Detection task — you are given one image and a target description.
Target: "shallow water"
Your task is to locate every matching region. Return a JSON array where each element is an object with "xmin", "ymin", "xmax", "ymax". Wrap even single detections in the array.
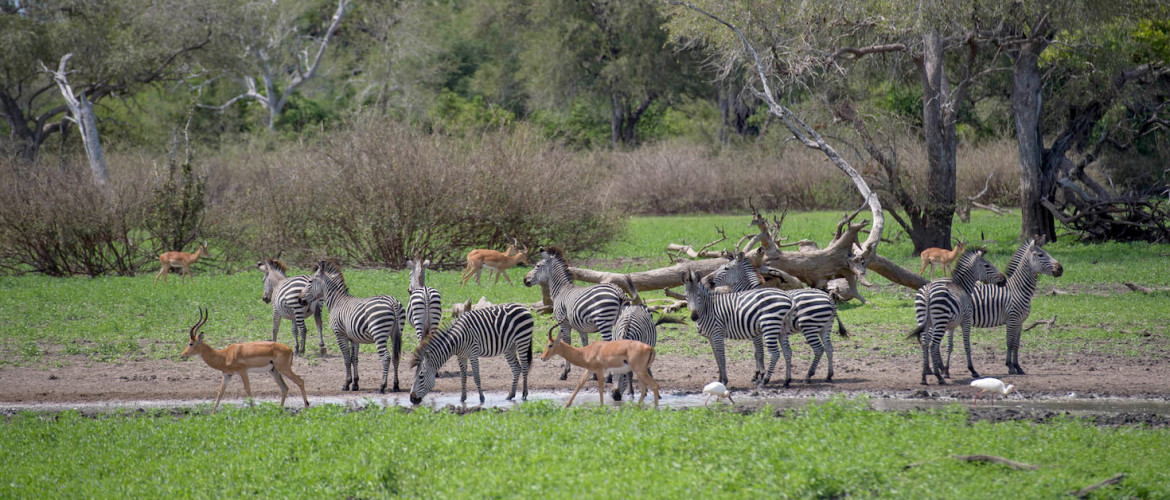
[{"xmin": 4, "ymin": 390, "xmax": 1170, "ymax": 416}]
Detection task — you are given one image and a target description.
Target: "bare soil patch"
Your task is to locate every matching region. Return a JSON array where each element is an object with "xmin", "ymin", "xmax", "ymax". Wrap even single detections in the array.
[{"xmin": 2, "ymin": 340, "xmax": 1167, "ymax": 406}]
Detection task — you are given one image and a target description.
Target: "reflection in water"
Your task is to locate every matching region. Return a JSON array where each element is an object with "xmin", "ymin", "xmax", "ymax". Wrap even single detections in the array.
[{"xmin": 4, "ymin": 391, "xmax": 1170, "ymax": 416}]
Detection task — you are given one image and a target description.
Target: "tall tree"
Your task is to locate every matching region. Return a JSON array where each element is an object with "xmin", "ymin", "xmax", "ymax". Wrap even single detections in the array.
[
  {"xmin": 0, "ymin": 0, "xmax": 218, "ymax": 161},
  {"xmin": 522, "ymin": 0, "xmax": 695, "ymax": 147},
  {"xmin": 201, "ymin": 0, "xmax": 349, "ymax": 130},
  {"xmin": 667, "ymin": 0, "xmax": 989, "ymax": 253}
]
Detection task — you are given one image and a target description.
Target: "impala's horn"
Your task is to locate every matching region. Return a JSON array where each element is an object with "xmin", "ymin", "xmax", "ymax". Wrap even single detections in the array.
[
  {"xmin": 547, "ymin": 325, "xmax": 557, "ymax": 342},
  {"xmin": 190, "ymin": 307, "xmax": 208, "ymax": 339}
]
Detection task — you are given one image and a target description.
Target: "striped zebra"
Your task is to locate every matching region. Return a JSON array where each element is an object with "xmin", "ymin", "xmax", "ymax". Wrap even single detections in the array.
[
  {"xmin": 681, "ymin": 270, "xmax": 793, "ymax": 387},
  {"xmin": 708, "ymin": 252, "xmax": 848, "ymax": 386},
  {"xmin": 911, "ymin": 250, "xmax": 1005, "ymax": 384},
  {"xmin": 301, "ymin": 259, "xmax": 406, "ymax": 393},
  {"xmin": 609, "ymin": 282, "xmax": 682, "ymax": 400},
  {"xmin": 523, "ymin": 247, "xmax": 626, "ymax": 380},
  {"xmin": 969, "ymin": 239, "xmax": 1063, "ymax": 375},
  {"xmin": 406, "ymin": 258, "xmax": 442, "ymax": 342},
  {"xmin": 257, "ymin": 258, "xmax": 325, "ymax": 356},
  {"xmin": 408, "ymin": 303, "xmax": 535, "ymax": 405}
]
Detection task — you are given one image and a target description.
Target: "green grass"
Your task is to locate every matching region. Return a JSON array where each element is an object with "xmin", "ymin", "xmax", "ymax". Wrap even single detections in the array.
[
  {"xmin": 0, "ymin": 211, "xmax": 1167, "ymax": 363},
  {"xmin": 2, "ymin": 400, "xmax": 1167, "ymax": 498}
]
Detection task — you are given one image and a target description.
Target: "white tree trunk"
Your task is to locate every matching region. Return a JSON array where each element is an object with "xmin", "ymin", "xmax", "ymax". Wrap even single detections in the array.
[{"xmin": 42, "ymin": 54, "xmax": 109, "ymax": 187}]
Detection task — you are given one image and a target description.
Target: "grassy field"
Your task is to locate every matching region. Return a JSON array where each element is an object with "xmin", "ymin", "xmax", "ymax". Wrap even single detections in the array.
[
  {"xmin": 2, "ymin": 211, "xmax": 1169, "ymax": 498},
  {"xmin": 0, "ymin": 211, "xmax": 1166, "ymax": 363},
  {"xmin": 3, "ymin": 400, "xmax": 1169, "ymax": 498}
]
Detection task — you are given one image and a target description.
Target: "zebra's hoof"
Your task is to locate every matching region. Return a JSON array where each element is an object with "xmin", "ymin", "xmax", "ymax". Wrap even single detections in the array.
[
  {"xmin": 319, "ymin": 347, "xmax": 328, "ymax": 356},
  {"xmin": 558, "ymin": 373, "xmax": 569, "ymax": 381},
  {"xmin": 506, "ymin": 393, "xmax": 516, "ymax": 401},
  {"xmin": 611, "ymin": 390, "xmax": 622, "ymax": 401},
  {"xmin": 479, "ymin": 395, "xmax": 485, "ymax": 404}
]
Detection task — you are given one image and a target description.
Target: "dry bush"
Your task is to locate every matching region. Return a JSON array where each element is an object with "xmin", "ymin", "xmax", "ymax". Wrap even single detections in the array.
[
  {"xmin": 599, "ymin": 142, "xmax": 855, "ymax": 214},
  {"xmin": 210, "ymin": 118, "xmax": 623, "ymax": 268},
  {"xmin": 956, "ymin": 139, "xmax": 1021, "ymax": 207},
  {"xmin": 0, "ymin": 159, "xmax": 152, "ymax": 276}
]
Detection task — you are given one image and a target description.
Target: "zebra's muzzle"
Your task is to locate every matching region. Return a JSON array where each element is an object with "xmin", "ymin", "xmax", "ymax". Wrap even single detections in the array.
[
  {"xmin": 690, "ymin": 311, "xmax": 700, "ymax": 322},
  {"xmin": 409, "ymin": 394, "xmax": 422, "ymax": 405},
  {"xmin": 1052, "ymin": 262, "xmax": 1064, "ymax": 277}
]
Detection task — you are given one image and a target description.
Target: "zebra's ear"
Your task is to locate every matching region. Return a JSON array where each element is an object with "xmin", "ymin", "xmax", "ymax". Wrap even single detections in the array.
[{"xmin": 678, "ymin": 272, "xmax": 688, "ymax": 284}]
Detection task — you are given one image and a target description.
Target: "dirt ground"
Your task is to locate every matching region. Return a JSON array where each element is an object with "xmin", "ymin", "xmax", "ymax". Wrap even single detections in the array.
[{"xmin": 2, "ymin": 339, "xmax": 1167, "ymax": 405}]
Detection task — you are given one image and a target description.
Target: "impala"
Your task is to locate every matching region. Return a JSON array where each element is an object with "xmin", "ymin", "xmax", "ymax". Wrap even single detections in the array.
[
  {"xmin": 918, "ymin": 238, "xmax": 965, "ymax": 279},
  {"xmin": 460, "ymin": 240, "xmax": 530, "ymax": 286},
  {"xmin": 155, "ymin": 242, "xmax": 209, "ymax": 284},
  {"xmin": 540, "ymin": 325, "xmax": 660, "ymax": 408},
  {"xmin": 180, "ymin": 307, "xmax": 309, "ymax": 413}
]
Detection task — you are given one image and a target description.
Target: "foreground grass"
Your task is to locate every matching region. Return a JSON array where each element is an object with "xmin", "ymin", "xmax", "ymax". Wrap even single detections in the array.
[
  {"xmin": 0, "ymin": 212, "xmax": 1166, "ymax": 363},
  {"xmin": 2, "ymin": 400, "xmax": 1166, "ymax": 498}
]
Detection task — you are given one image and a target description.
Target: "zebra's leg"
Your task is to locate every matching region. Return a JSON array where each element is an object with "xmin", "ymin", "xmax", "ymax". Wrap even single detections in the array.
[
  {"xmin": 920, "ymin": 328, "xmax": 932, "ymax": 385},
  {"xmin": 750, "ymin": 335, "xmax": 765, "ymax": 383},
  {"xmin": 503, "ymin": 349, "xmax": 522, "ymax": 401},
  {"xmin": 337, "ymin": 335, "xmax": 354, "ymax": 391},
  {"xmin": 1006, "ymin": 316, "xmax": 1025, "ymax": 375},
  {"xmin": 804, "ymin": 323, "xmax": 824, "ymax": 384},
  {"xmin": 458, "ymin": 356, "xmax": 469, "ymax": 403},
  {"xmin": 963, "ymin": 319, "xmax": 980, "ymax": 379},
  {"xmin": 611, "ymin": 373, "xmax": 624, "ymax": 402},
  {"xmin": 392, "ymin": 328, "xmax": 403, "ymax": 392},
  {"xmin": 944, "ymin": 325, "xmax": 955, "ymax": 378},
  {"xmin": 558, "ymin": 324, "xmax": 574, "ymax": 381},
  {"xmin": 376, "ymin": 339, "xmax": 392, "ymax": 394},
  {"xmin": 349, "ymin": 339, "xmax": 361, "ymax": 391},
  {"xmin": 470, "ymin": 355, "xmax": 485, "ymax": 404},
  {"xmin": 271, "ymin": 312, "xmax": 282, "ymax": 343},
  {"xmin": 520, "ymin": 339, "xmax": 532, "ymax": 401},
  {"xmin": 931, "ymin": 327, "xmax": 948, "ymax": 385},
  {"xmin": 293, "ymin": 316, "xmax": 307, "ymax": 357},
  {"xmin": 824, "ymin": 325, "xmax": 835, "ymax": 383},
  {"xmin": 780, "ymin": 334, "xmax": 793, "ymax": 388},
  {"xmin": 313, "ymin": 308, "xmax": 326, "ymax": 356},
  {"xmin": 708, "ymin": 336, "xmax": 728, "ymax": 386},
  {"xmin": 761, "ymin": 331, "xmax": 781, "ymax": 387}
]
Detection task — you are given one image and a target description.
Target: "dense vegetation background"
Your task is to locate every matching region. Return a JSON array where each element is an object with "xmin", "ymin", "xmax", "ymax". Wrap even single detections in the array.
[{"xmin": 1, "ymin": 0, "xmax": 1167, "ymax": 274}]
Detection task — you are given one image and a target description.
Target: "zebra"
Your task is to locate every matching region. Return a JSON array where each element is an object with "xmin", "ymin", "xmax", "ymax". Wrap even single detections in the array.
[
  {"xmin": 608, "ymin": 281, "xmax": 683, "ymax": 400},
  {"xmin": 681, "ymin": 270, "xmax": 793, "ymax": 388},
  {"xmin": 301, "ymin": 259, "xmax": 406, "ymax": 393},
  {"xmin": 408, "ymin": 303, "xmax": 535, "ymax": 405},
  {"xmin": 523, "ymin": 247, "xmax": 626, "ymax": 380},
  {"xmin": 257, "ymin": 258, "xmax": 326, "ymax": 356},
  {"xmin": 911, "ymin": 250, "xmax": 1006, "ymax": 385},
  {"xmin": 969, "ymin": 239, "xmax": 1063, "ymax": 375},
  {"xmin": 406, "ymin": 258, "xmax": 442, "ymax": 342},
  {"xmin": 708, "ymin": 252, "xmax": 849, "ymax": 387}
]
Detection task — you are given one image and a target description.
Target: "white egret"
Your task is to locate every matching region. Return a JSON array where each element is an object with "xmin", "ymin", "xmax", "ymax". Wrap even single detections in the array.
[
  {"xmin": 703, "ymin": 381, "xmax": 734, "ymax": 406},
  {"xmin": 970, "ymin": 377, "xmax": 1015, "ymax": 408}
]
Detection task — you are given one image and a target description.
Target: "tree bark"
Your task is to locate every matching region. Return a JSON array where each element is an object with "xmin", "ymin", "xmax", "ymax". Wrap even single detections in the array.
[
  {"xmin": 1012, "ymin": 36, "xmax": 1057, "ymax": 242},
  {"xmin": 914, "ymin": 30, "xmax": 958, "ymax": 253},
  {"xmin": 42, "ymin": 54, "xmax": 108, "ymax": 187}
]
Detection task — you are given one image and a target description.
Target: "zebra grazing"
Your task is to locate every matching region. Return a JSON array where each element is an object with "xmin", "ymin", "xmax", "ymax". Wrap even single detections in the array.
[
  {"xmin": 523, "ymin": 247, "xmax": 626, "ymax": 380},
  {"xmin": 257, "ymin": 258, "xmax": 326, "ymax": 356},
  {"xmin": 302, "ymin": 259, "xmax": 406, "ymax": 393},
  {"xmin": 406, "ymin": 258, "xmax": 442, "ymax": 342},
  {"xmin": 408, "ymin": 303, "xmax": 535, "ymax": 405},
  {"xmin": 681, "ymin": 270, "xmax": 793, "ymax": 388},
  {"xmin": 911, "ymin": 250, "xmax": 1006, "ymax": 385},
  {"xmin": 708, "ymin": 252, "xmax": 848, "ymax": 387},
  {"xmin": 970, "ymin": 239, "xmax": 1063, "ymax": 375}
]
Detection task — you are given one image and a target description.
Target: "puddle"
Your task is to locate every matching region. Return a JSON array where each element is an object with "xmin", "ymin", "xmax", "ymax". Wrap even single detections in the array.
[{"xmin": 3, "ymin": 390, "xmax": 1170, "ymax": 416}]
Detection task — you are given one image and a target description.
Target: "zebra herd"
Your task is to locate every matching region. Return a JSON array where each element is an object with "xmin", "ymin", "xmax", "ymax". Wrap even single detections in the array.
[{"xmin": 251, "ymin": 238, "xmax": 1060, "ymax": 405}]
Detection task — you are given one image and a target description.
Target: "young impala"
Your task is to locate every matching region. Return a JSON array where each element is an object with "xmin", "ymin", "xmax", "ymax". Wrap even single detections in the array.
[
  {"xmin": 460, "ymin": 240, "xmax": 530, "ymax": 286},
  {"xmin": 180, "ymin": 307, "xmax": 309, "ymax": 413},
  {"xmin": 918, "ymin": 238, "xmax": 965, "ymax": 279},
  {"xmin": 155, "ymin": 242, "xmax": 209, "ymax": 284},
  {"xmin": 540, "ymin": 325, "xmax": 660, "ymax": 408}
]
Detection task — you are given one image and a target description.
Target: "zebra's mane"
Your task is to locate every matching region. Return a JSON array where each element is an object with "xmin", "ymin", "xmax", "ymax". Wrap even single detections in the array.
[
  {"xmin": 543, "ymin": 246, "xmax": 566, "ymax": 261},
  {"xmin": 318, "ymin": 258, "xmax": 344, "ymax": 278},
  {"xmin": 409, "ymin": 318, "xmax": 456, "ymax": 368},
  {"xmin": 265, "ymin": 258, "xmax": 288, "ymax": 275}
]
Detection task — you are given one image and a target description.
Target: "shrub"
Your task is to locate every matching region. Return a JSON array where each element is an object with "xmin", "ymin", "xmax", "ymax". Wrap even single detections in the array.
[{"xmin": 0, "ymin": 159, "xmax": 150, "ymax": 276}]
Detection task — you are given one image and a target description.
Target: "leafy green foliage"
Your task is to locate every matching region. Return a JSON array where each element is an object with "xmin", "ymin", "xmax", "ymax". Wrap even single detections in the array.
[{"xmin": 1, "ymin": 401, "xmax": 1167, "ymax": 497}]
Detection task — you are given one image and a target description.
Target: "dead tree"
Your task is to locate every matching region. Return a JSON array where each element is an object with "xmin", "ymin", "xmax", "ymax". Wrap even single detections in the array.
[{"xmin": 40, "ymin": 54, "xmax": 108, "ymax": 187}]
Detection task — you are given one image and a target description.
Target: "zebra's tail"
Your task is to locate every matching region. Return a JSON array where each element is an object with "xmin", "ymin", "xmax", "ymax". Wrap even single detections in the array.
[
  {"xmin": 835, "ymin": 315, "xmax": 849, "ymax": 338},
  {"xmin": 906, "ymin": 323, "xmax": 926, "ymax": 343},
  {"xmin": 525, "ymin": 330, "xmax": 534, "ymax": 367}
]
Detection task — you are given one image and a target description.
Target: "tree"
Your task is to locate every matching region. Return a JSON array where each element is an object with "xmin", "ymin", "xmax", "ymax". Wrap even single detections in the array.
[
  {"xmin": 994, "ymin": 1, "xmax": 1168, "ymax": 241},
  {"xmin": 0, "ymin": 0, "xmax": 218, "ymax": 162},
  {"xmin": 40, "ymin": 54, "xmax": 107, "ymax": 186},
  {"xmin": 201, "ymin": 0, "xmax": 348, "ymax": 130},
  {"xmin": 666, "ymin": 1, "xmax": 991, "ymax": 254},
  {"xmin": 521, "ymin": 0, "xmax": 699, "ymax": 147}
]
